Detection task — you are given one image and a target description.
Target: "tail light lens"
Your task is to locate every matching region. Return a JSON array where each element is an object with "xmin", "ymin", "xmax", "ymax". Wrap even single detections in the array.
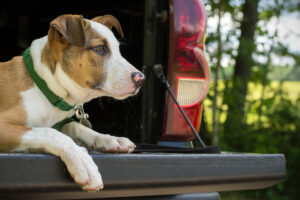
[{"xmin": 160, "ymin": 0, "xmax": 209, "ymax": 141}]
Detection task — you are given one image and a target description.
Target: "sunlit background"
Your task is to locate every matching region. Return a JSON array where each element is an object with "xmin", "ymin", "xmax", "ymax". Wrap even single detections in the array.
[{"xmin": 202, "ymin": 0, "xmax": 300, "ymax": 199}]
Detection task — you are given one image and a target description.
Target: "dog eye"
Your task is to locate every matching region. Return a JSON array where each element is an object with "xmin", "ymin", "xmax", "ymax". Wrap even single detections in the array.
[{"xmin": 92, "ymin": 45, "xmax": 108, "ymax": 55}]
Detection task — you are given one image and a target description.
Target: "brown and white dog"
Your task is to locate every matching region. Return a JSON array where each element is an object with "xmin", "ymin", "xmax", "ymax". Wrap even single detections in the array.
[{"xmin": 0, "ymin": 14, "xmax": 144, "ymax": 191}]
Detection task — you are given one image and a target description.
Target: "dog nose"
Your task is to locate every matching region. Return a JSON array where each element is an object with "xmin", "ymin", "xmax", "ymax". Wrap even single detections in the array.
[{"xmin": 131, "ymin": 72, "xmax": 145, "ymax": 88}]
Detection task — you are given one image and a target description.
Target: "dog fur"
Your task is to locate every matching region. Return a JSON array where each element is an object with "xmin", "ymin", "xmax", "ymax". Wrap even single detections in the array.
[{"xmin": 0, "ymin": 14, "xmax": 144, "ymax": 191}]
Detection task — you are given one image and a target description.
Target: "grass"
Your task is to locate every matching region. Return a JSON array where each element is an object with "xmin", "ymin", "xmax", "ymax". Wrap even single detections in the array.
[{"xmin": 203, "ymin": 80, "xmax": 300, "ymax": 132}]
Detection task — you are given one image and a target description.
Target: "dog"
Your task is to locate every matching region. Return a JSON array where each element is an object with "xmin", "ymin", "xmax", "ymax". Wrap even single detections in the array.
[{"xmin": 0, "ymin": 14, "xmax": 145, "ymax": 191}]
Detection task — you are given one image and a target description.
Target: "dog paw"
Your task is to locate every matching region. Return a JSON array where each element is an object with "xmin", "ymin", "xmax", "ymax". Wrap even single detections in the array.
[
  {"xmin": 92, "ymin": 135, "xmax": 136, "ymax": 153},
  {"xmin": 61, "ymin": 145, "xmax": 103, "ymax": 191}
]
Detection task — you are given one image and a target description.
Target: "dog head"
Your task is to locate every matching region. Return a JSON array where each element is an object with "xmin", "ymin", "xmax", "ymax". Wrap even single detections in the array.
[{"xmin": 47, "ymin": 14, "xmax": 144, "ymax": 100}]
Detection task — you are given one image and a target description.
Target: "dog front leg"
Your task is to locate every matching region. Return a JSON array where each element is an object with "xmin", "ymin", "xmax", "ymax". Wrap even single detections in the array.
[
  {"xmin": 61, "ymin": 122, "xmax": 136, "ymax": 153},
  {"xmin": 13, "ymin": 127, "xmax": 103, "ymax": 191}
]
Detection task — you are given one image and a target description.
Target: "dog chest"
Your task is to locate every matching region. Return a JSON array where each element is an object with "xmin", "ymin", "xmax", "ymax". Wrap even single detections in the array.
[{"xmin": 21, "ymin": 86, "xmax": 74, "ymax": 127}]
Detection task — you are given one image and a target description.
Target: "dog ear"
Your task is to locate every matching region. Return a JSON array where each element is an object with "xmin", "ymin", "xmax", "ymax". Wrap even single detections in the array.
[
  {"xmin": 92, "ymin": 15, "xmax": 124, "ymax": 38},
  {"xmin": 49, "ymin": 14, "xmax": 86, "ymax": 47}
]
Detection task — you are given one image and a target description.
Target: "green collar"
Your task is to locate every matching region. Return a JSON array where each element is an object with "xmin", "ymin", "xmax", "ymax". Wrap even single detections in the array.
[{"xmin": 23, "ymin": 48, "xmax": 75, "ymax": 111}]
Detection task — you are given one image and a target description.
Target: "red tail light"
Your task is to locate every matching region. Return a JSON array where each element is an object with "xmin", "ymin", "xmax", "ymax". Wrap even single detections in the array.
[{"xmin": 161, "ymin": 0, "xmax": 209, "ymax": 141}]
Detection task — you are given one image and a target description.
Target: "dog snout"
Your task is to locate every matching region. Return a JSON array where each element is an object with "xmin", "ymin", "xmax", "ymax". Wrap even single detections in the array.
[{"xmin": 131, "ymin": 72, "xmax": 145, "ymax": 88}]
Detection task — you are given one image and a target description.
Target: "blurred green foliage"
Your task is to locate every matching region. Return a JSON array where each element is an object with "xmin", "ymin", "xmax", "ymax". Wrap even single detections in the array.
[{"xmin": 203, "ymin": 0, "xmax": 300, "ymax": 199}]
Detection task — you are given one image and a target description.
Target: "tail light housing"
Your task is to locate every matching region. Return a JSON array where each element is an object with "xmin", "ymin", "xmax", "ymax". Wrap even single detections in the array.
[{"xmin": 161, "ymin": 0, "xmax": 209, "ymax": 141}]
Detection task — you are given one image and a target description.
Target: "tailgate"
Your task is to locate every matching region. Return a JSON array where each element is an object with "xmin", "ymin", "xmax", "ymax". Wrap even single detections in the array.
[{"xmin": 0, "ymin": 152, "xmax": 285, "ymax": 199}]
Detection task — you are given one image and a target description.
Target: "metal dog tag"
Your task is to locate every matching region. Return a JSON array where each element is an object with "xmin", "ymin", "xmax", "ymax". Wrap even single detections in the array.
[{"xmin": 75, "ymin": 105, "xmax": 92, "ymax": 129}]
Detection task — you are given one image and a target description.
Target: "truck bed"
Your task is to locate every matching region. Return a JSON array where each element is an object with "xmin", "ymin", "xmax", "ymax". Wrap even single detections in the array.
[{"xmin": 0, "ymin": 151, "xmax": 285, "ymax": 199}]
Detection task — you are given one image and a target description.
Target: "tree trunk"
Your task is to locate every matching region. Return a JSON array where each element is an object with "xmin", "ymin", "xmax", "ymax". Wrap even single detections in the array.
[
  {"xmin": 212, "ymin": 5, "xmax": 223, "ymax": 145},
  {"xmin": 224, "ymin": 0, "xmax": 259, "ymax": 139}
]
